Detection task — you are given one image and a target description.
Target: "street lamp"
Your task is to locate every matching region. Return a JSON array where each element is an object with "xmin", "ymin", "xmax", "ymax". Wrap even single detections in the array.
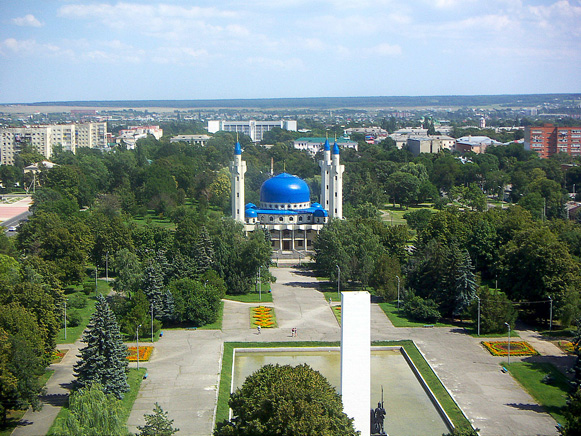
[
  {"xmin": 151, "ymin": 303, "xmax": 154, "ymax": 343},
  {"xmin": 476, "ymin": 296, "xmax": 481, "ymax": 336},
  {"xmin": 395, "ymin": 275, "xmax": 401, "ymax": 312},
  {"xmin": 336, "ymin": 265, "xmax": 341, "ymax": 298},
  {"xmin": 505, "ymin": 322, "xmax": 511, "ymax": 365},
  {"xmin": 259, "ymin": 266, "xmax": 262, "ymax": 301},
  {"xmin": 548, "ymin": 296, "xmax": 553, "ymax": 332},
  {"xmin": 64, "ymin": 299, "xmax": 67, "ymax": 340},
  {"xmin": 136, "ymin": 324, "xmax": 142, "ymax": 370},
  {"xmin": 106, "ymin": 251, "xmax": 109, "ymax": 285}
]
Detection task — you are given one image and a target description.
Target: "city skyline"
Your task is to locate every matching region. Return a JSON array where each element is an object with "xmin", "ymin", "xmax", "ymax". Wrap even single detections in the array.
[{"xmin": 1, "ymin": 0, "xmax": 580, "ymax": 104}]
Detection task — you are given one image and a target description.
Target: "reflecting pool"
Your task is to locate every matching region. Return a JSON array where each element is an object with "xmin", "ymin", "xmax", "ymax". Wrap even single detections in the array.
[{"xmin": 232, "ymin": 348, "xmax": 450, "ymax": 436}]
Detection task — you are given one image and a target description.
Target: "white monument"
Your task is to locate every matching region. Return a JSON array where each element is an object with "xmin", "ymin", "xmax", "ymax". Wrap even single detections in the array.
[{"xmin": 340, "ymin": 291, "xmax": 371, "ymax": 436}]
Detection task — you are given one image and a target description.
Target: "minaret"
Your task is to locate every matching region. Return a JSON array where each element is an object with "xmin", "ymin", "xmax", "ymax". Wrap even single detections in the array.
[
  {"xmin": 329, "ymin": 140, "xmax": 344, "ymax": 219},
  {"xmin": 319, "ymin": 137, "xmax": 332, "ymax": 211},
  {"xmin": 230, "ymin": 140, "xmax": 246, "ymax": 223}
]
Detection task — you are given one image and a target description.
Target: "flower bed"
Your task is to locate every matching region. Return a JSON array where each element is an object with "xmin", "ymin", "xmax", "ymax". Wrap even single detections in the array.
[
  {"xmin": 557, "ymin": 340, "xmax": 576, "ymax": 354},
  {"xmin": 51, "ymin": 349, "xmax": 68, "ymax": 364},
  {"xmin": 251, "ymin": 306, "xmax": 276, "ymax": 328},
  {"xmin": 332, "ymin": 305, "xmax": 342, "ymax": 324},
  {"xmin": 482, "ymin": 341, "xmax": 538, "ymax": 357},
  {"xmin": 127, "ymin": 346, "xmax": 154, "ymax": 362}
]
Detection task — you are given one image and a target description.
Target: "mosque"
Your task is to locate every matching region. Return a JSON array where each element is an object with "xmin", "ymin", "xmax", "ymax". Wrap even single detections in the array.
[{"xmin": 230, "ymin": 138, "xmax": 344, "ymax": 252}]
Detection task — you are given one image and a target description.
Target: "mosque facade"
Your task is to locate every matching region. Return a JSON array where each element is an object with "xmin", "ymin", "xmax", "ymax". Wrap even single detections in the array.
[{"xmin": 230, "ymin": 138, "xmax": 344, "ymax": 252}]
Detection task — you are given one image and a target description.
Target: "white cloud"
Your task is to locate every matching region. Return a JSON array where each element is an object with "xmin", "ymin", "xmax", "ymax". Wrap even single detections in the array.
[
  {"xmin": 11, "ymin": 14, "xmax": 43, "ymax": 27},
  {"xmin": 246, "ymin": 56, "xmax": 305, "ymax": 70},
  {"xmin": 364, "ymin": 43, "xmax": 402, "ymax": 57},
  {"xmin": 0, "ymin": 38, "xmax": 73, "ymax": 58}
]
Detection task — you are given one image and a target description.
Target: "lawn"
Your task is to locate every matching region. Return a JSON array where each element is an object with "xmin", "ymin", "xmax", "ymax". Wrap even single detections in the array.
[
  {"xmin": 131, "ymin": 210, "xmax": 176, "ymax": 229},
  {"xmin": 224, "ymin": 292, "xmax": 273, "ymax": 303},
  {"xmin": 47, "ymin": 367, "xmax": 146, "ymax": 435},
  {"xmin": 506, "ymin": 361, "xmax": 571, "ymax": 425},
  {"xmin": 56, "ymin": 294, "xmax": 96, "ymax": 345},
  {"xmin": 378, "ymin": 302, "xmax": 456, "ymax": 328},
  {"xmin": 0, "ymin": 369, "xmax": 55, "ymax": 436},
  {"xmin": 215, "ymin": 341, "xmax": 473, "ymax": 432}
]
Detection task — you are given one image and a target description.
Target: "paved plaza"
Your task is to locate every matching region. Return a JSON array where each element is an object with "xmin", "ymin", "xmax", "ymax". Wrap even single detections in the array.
[{"xmin": 14, "ymin": 263, "xmax": 573, "ymax": 436}]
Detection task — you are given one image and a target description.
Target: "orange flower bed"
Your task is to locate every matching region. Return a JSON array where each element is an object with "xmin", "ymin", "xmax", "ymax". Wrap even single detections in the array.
[
  {"xmin": 482, "ymin": 341, "xmax": 538, "ymax": 357},
  {"xmin": 127, "ymin": 346, "xmax": 154, "ymax": 362},
  {"xmin": 51, "ymin": 349, "xmax": 68, "ymax": 364},
  {"xmin": 251, "ymin": 306, "xmax": 276, "ymax": 328}
]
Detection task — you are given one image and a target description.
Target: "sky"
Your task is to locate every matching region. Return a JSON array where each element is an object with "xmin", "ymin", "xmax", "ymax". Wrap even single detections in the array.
[{"xmin": 0, "ymin": 0, "xmax": 580, "ymax": 103}]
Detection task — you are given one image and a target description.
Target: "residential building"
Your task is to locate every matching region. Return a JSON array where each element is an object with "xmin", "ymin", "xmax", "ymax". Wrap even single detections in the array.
[
  {"xmin": 455, "ymin": 136, "xmax": 502, "ymax": 154},
  {"xmin": 207, "ymin": 120, "xmax": 297, "ymax": 142},
  {"xmin": 293, "ymin": 137, "xmax": 358, "ymax": 155},
  {"xmin": 117, "ymin": 125, "xmax": 163, "ymax": 149},
  {"xmin": 0, "ymin": 122, "xmax": 107, "ymax": 165},
  {"xmin": 524, "ymin": 124, "xmax": 581, "ymax": 158},
  {"xmin": 170, "ymin": 134, "xmax": 211, "ymax": 146},
  {"xmin": 408, "ymin": 136, "xmax": 455, "ymax": 156}
]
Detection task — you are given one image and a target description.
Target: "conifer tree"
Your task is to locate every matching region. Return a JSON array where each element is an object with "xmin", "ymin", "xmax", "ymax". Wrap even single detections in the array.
[
  {"xmin": 142, "ymin": 259, "xmax": 165, "ymax": 318},
  {"xmin": 73, "ymin": 294, "xmax": 129, "ymax": 399},
  {"xmin": 454, "ymin": 249, "xmax": 478, "ymax": 317},
  {"xmin": 137, "ymin": 403, "xmax": 179, "ymax": 436},
  {"xmin": 193, "ymin": 226, "xmax": 214, "ymax": 274}
]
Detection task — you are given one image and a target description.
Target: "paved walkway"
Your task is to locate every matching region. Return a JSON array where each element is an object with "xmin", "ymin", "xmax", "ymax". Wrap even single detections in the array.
[{"xmin": 15, "ymin": 264, "xmax": 572, "ymax": 436}]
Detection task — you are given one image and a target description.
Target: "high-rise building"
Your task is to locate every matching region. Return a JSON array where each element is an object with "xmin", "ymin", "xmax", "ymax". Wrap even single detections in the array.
[
  {"xmin": 208, "ymin": 120, "xmax": 297, "ymax": 142},
  {"xmin": 0, "ymin": 122, "xmax": 107, "ymax": 165},
  {"xmin": 524, "ymin": 124, "xmax": 581, "ymax": 158}
]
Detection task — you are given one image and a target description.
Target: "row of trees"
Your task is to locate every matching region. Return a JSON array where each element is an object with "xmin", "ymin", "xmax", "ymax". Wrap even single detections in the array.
[{"xmin": 314, "ymin": 204, "xmax": 581, "ymax": 332}]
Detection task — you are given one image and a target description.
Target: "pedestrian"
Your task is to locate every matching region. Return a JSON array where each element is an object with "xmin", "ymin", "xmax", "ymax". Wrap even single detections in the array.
[
  {"xmin": 291, "ymin": 328, "xmax": 294, "ymax": 337},
  {"xmin": 294, "ymin": 327, "xmax": 298, "ymax": 337},
  {"xmin": 257, "ymin": 325, "xmax": 261, "ymax": 335}
]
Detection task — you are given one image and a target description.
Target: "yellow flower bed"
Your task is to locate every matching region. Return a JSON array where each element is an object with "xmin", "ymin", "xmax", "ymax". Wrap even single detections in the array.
[
  {"xmin": 482, "ymin": 341, "xmax": 538, "ymax": 357},
  {"xmin": 251, "ymin": 306, "xmax": 276, "ymax": 328},
  {"xmin": 127, "ymin": 346, "xmax": 154, "ymax": 362},
  {"xmin": 557, "ymin": 340, "xmax": 576, "ymax": 354}
]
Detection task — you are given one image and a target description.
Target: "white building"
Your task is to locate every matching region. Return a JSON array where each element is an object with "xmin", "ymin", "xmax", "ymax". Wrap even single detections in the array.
[
  {"xmin": 208, "ymin": 120, "xmax": 297, "ymax": 143},
  {"xmin": 170, "ymin": 135, "xmax": 211, "ymax": 146},
  {"xmin": 293, "ymin": 137, "xmax": 358, "ymax": 155},
  {"xmin": 0, "ymin": 122, "xmax": 107, "ymax": 165},
  {"xmin": 117, "ymin": 125, "xmax": 163, "ymax": 149},
  {"xmin": 455, "ymin": 136, "xmax": 502, "ymax": 154},
  {"xmin": 232, "ymin": 138, "xmax": 343, "ymax": 252}
]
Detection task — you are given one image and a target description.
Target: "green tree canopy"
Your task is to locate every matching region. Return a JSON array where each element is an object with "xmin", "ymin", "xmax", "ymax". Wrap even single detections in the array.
[{"xmin": 214, "ymin": 364, "xmax": 357, "ymax": 436}]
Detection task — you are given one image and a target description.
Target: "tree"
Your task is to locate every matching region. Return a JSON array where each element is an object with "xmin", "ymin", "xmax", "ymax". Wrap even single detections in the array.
[
  {"xmin": 137, "ymin": 403, "xmax": 179, "ymax": 436},
  {"xmin": 471, "ymin": 287, "xmax": 517, "ymax": 334},
  {"xmin": 53, "ymin": 384, "xmax": 125, "ymax": 436},
  {"xmin": 112, "ymin": 248, "xmax": 142, "ymax": 295},
  {"xmin": 0, "ymin": 304, "xmax": 46, "ymax": 424},
  {"xmin": 386, "ymin": 172, "xmax": 420, "ymax": 208},
  {"xmin": 214, "ymin": 364, "xmax": 357, "ymax": 436},
  {"xmin": 169, "ymin": 278, "xmax": 221, "ymax": 326},
  {"xmin": 73, "ymin": 294, "xmax": 129, "ymax": 399},
  {"xmin": 562, "ymin": 318, "xmax": 581, "ymax": 436},
  {"xmin": 453, "ymin": 250, "xmax": 478, "ymax": 317}
]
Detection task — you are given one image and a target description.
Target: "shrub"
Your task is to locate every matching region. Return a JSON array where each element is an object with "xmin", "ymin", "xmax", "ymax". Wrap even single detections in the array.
[
  {"xmin": 68, "ymin": 293, "xmax": 88, "ymax": 309},
  {"xmin": 82, "ymin": 283, "xmax": 93, "ymax": 295},
  {"xmin": 470, "ymin": 287, "xmax": 517, "ymax": 334},
  {"xmin": 67, "ymin": 309, "xmax": 83, "ymax": 327},
  {"xmin": 403, "ymin": 296, "xmax": 441, "ymax": 323}
]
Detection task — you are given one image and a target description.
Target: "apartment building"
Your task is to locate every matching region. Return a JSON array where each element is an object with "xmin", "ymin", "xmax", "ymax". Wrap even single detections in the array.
[
  {"xmin": 408, "ymin": 135, "xmax": 455, "ymax": 156},
  {"xmin": 524, "ymin": 124, "xmax": 581, "ymax": 158},
  {"xmin": 207, "ymin": 120, "xmax": 297, "ymax": 142},
  {"xmin": 117, "ymin": 125, "xmax": 163, "ymax": 149},
  {"xmin": 0, "ymin": 122, "xmax": 107, "ymax": 165}
]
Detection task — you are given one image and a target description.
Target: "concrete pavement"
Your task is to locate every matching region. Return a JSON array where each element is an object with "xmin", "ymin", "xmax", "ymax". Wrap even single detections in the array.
[{"xmin": 15, "ymin": 263, "xmax": 571, "ymax": 435}]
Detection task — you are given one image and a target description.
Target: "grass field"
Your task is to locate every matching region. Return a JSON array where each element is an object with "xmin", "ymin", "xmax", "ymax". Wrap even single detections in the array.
[
  {"xmin": 507, "ymin": 361, "xmax": 571, "ymax": 425},
  {"xmin": 215, "ymin": 341, "xmax": 473, "ymax": 432},
  {"xmin": 48, "ymin": 368, "xmax": 146, "ymax": 435}
]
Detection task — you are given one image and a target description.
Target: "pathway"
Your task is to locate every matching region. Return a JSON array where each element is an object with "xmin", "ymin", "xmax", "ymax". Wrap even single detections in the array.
[{"xmin": 14, "ymin": 264, "xmax": 570, "ymax": 436}]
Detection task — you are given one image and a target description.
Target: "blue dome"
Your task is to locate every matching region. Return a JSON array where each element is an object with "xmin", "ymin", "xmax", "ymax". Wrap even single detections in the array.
[
  {"xmin": 323, "ymin": 138, "xmax": 331, "ymax": 151},
  {"xmin": 234, "ymin": 141, "xmax": 242, "ymax": 155},
  {"xmin": 312, "ymin": 202, "xmax": 323, "ymax": 209},
  {"xmin": 314, "ymin": 209, "xmax": 328, "ymax": 217},
  {"xmin": 260, "ymin": 173, "xmax": 310, "ymax": 204},
  {"xmin": 245, "ymin": 203, "xmax": 257, "ymax": 209},
  {"xmin": 332, "ymin": 142, "xmax": 340, "ymax": 155},
  {"xmin": 245, "ymin": 208, "xmax": 257, "ymax": 218}
]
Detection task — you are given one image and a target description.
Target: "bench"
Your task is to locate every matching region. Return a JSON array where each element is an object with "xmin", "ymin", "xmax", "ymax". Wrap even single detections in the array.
[{"xmin": 423, "ymin": 324, "xmax": 435, "ymax": 328}]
